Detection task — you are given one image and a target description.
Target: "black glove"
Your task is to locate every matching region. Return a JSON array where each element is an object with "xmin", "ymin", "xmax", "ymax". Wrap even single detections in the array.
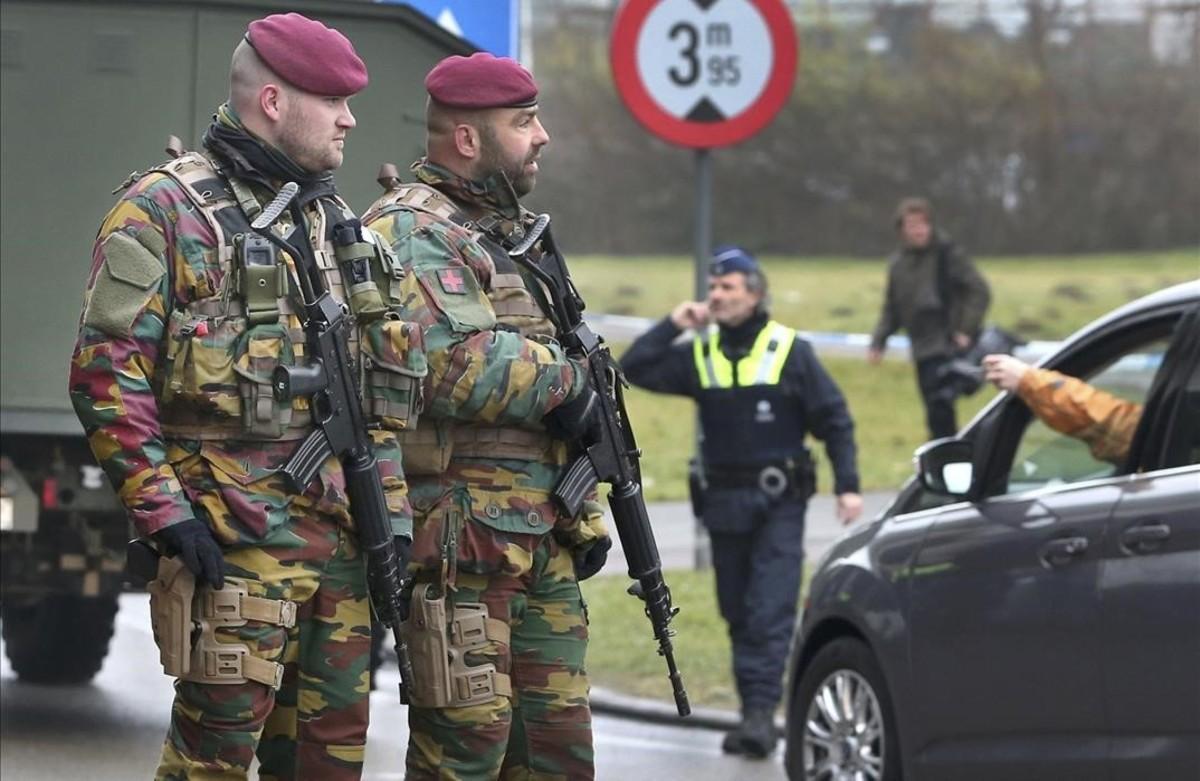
[
  {"xmin": 392, "ymin": 536, "xmax": 413, "ymax": 622},
  {"xmin": 154, "ymin": 518, "xmax": 225, "ymax": 590},
  {"xmin": 573, "ymin": 536, "xmax": 612, "ymax": 581},
  {"xmin": 544, "ymin": 383, "xmax": 601, "ymax": 442}
]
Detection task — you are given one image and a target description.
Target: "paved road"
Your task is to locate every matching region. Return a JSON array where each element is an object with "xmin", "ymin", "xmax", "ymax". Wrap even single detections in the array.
[
  {"xmin": 1, "ymin": 496, "xmax": 896, "ymax": 779},
  {"xmin": 1, "ymin": 594, "xmax": 789, "ymax": 780}
]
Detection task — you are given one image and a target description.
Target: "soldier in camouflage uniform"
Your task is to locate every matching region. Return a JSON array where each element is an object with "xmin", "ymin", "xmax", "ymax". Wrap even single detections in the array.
[
  {"xmin": 362, "ymin": 53, "xmax": 610, "ymax": 779},
  {"xmin": 68, "ymin": 14, "xmax": 416, "ymax": 780}
]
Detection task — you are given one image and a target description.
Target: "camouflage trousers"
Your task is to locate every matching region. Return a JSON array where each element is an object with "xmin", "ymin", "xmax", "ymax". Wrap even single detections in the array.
[
  {"xmin": 405, "ymin": 504, "xmax": 594, "ymax": 780},
  {"xmin": 155, "ymin": 509, "xmax": 372, "ymax": 780}
]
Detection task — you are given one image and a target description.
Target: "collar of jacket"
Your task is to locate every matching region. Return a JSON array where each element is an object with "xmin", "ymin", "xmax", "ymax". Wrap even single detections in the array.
[
  {"xmin": 412, "ymin": 158, "xmax": 523, "ymax": 222},
  {"xmin": 903, "ymin": 230, "xmax": 953, "ymax": 260},
  {"xmin": 719, "ymin": 310, "xmax": 771, "ymax": 357},
  {"xmin": 202, "ymin": 104, "xmax": 336, "ymax": 205}
]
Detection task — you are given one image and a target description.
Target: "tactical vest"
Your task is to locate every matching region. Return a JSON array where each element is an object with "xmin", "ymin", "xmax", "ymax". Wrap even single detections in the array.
[
  {"xmin": 692, "ymin": 321, "xmax": 809, "ymax": 468},
  {"xmin": 148, "ymin": 151, "xmax": 424, "ymax": 441},
  {"xmin": 364, "ymin": 181, "xmax": 562, "ymax": 471}
]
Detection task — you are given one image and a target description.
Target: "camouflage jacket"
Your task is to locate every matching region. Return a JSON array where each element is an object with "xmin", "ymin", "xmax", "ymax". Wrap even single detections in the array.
[
  {"xmin": 363, "ymin": 159, "xmax": 597, "ymax": 540},
  {"xmin": 1017, "ymin": 367, "xmax": 1142, "ymax": 465},
  {"xmin": 70, "ymin": 129, "xmax": 412, "ymax": 543}
]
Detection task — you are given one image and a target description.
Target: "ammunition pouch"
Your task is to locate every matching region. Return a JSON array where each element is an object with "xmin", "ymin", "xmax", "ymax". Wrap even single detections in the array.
[
  {"xmin": 401, "ymin": 583, "xmax": 512, "ymax": 708},
  {"xmin": 160, "ymin": 309, "xmax": 310, "ymax": 441},
  {"xmin": 147, "ymin": 558, "xmax": 297, "ymax": 690},
  {"xmin": 234, "ymin": 322, "xmax": 297, "ymax": 438},
  {"xmin": 361, "ymin": 316, "xmax": 427, "ymax": 430}
]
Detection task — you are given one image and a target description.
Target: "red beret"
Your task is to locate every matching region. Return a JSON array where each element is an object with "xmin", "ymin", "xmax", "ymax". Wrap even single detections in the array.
[
  {"xmin": 425, "ymin": 52, "xmax": 538, "ymax": 109},
  {"xmin": 246, "ymin": 13, "xmax": 368, "ymax": 97}
]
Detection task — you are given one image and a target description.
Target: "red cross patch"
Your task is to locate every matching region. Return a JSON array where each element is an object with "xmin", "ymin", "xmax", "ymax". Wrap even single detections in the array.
[{"xmin": 437, "ymin": 268, "xmax": 467, "ymax": 294}]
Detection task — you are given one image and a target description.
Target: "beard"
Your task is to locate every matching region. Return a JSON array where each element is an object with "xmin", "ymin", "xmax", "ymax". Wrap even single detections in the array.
[
  {"xmin": 278, "ymin": 106, "xmax": 341, "ymax": 174},
  {"xmin": 479, "ymin": 126, "xmax": 538, "ymax": 197}
]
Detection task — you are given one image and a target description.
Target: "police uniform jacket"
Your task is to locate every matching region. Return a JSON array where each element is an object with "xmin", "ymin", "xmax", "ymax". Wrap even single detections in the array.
[{"xmin": 621, "ymin": 312, "xmax": 860, "ymax": 496}]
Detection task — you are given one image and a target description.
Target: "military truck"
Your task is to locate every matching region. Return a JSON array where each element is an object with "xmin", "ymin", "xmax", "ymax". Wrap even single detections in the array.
[{"xmin": 0, "ymin": 0, "xmax": 468, "ymax": 683}]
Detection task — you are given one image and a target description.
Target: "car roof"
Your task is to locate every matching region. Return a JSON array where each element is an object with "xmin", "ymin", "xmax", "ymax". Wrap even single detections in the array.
[{"xmin": 1045, "ymin": 279, "xmax": 1200, "ymax": 363}]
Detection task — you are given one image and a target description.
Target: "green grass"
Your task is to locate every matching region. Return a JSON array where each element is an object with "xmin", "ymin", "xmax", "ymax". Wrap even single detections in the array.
[
  {"xmin": 583, "ymin": 567, "xmax": 814, "ymax": 711},
  {"xmin": 573, "ymin": 250, "xmax": 1199, "ymax": 338},
  {"xmin": 578, "ymin": 250, "xmax": 1198, "ymax": 498},
  {"xmin": 582, "ymin": 568, "xmax": 738, "ymax": 711}
]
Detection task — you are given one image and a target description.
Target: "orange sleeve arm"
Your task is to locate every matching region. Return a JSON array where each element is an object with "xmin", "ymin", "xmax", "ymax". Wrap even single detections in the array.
[{"xmin": 1015, "ymin": 367, "xmax": 1143, "ymax": 464}]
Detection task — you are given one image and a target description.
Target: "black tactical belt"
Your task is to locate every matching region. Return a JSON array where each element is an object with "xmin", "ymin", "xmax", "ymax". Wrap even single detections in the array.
[{"xmin": 705, "ymin": 459, "xmax": 813, "ymax": 499}]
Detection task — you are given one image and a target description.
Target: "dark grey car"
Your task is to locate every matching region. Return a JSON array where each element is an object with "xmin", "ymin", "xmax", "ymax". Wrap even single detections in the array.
[{"xmin": 784, "ymin": 281, "xmax": 1200, "ymax": 781}]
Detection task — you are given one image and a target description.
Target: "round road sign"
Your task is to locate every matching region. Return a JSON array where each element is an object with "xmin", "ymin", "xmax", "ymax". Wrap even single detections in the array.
[{"xmin": 611, "ymin": 0, "xmax": 799, "ymax": 149}]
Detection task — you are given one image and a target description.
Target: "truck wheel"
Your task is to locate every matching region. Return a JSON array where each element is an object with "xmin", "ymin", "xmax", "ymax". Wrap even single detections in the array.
[{"xmin": 2, "ymin": 594, "xmax": 119, "ymax": 684}]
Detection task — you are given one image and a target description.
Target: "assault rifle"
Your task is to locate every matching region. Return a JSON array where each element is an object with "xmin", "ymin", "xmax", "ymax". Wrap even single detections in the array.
[
  {"xmin": 249, "ymin": 183, "xmax": 416, "ymax": 703},
  {"xmin": 509, "ymin": 215, "xmax": 690, "ymax": 717}
]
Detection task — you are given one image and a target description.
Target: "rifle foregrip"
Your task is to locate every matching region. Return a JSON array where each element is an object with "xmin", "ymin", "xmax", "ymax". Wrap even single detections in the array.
[
  {"xmin": 608, "ymin": 481, "xmax": 661, "ymax": 579},
  {"xmin": 345, "ymin": 452, "xmax": 418, "ymax": 703}
]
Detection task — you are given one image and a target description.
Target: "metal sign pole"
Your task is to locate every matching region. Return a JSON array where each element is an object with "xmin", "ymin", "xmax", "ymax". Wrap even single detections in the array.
[
  {"xmin": 609, "ymin": 0, "xmax": 797, "ymax": 572},
  {"xmin": 693, "ymin": 147, "xmax": 712, "ymax": 570}
]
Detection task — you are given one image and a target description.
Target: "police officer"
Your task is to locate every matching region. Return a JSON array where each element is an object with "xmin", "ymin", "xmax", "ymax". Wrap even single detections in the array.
[
  {"xmin": 69, "ymin": 14, "xmax": 412, "ymax": 779},
  {"xmin": 622, "ymin": 246, "xmax": 862, "ymax": 758},
  {"xmin": 363, "ymin": 53, "xmax": 608, "ymax": 779}
]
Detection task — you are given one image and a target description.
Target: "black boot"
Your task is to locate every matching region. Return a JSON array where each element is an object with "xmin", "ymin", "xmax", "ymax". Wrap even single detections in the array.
[
  {"xmin": 740, "ymin": 706, "xmax": 778, "ymax": 759},
  {"xmin": 720, "ymin": 723, "xmax": 747, "ymax": 755}
]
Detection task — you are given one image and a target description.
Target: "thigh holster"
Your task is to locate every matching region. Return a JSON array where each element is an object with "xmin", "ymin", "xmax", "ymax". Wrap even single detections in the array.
[
  {"xmin": 147, "ymin": 557, "xmax": 297, "ymax": 690},
  {"xmin": 401, "ymin": 583, "xmax": 512, "ymax": 708}
]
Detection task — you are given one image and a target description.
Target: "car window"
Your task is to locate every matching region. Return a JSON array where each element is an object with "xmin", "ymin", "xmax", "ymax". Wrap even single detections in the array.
[{"xmin": 1006, "ymin": 337, "xmax": 1170, "ymax": 494}]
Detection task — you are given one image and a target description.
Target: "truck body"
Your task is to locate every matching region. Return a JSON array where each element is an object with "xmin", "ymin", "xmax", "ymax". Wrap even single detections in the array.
[{"xmin": 0, "ymin": 0, "xmax": 467, "ymax": 682}]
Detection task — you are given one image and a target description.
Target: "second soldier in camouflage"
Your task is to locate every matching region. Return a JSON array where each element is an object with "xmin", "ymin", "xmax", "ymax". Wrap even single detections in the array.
[{"xmin": 363, "ymin": 53, "xmax": 610, "ymax": 779}]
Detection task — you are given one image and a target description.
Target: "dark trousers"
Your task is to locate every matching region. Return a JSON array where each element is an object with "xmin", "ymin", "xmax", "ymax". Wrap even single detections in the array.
[
  {"xmin": 916, "ymin": 355, "xmax": 959, "ymax": 439},
  {"xmin": 705, "ymin": 488, "xmax": 806, "ymax": 713}
]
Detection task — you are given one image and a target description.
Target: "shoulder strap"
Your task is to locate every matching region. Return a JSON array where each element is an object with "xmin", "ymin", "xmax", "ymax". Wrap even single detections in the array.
[
  {"xmin": 364, "ymin": 182, "xmax": 465, "ymax": 227},
  {"xmin": 148, "ymin": 152, "xmax": 238, "ymax": 269},
  {"xmin": 936, "ymin": 241, "xmax": 952, "ymax": 312}
]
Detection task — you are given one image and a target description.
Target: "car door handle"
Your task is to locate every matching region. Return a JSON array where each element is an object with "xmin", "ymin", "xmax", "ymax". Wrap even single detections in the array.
[
  {"xmin": 1120, "ymin": 523, "xmax": 1171, "ymax": 554},
  {"xmin": 1040, "ymin": 536, "xmax": 1089, "ymax": 567}
]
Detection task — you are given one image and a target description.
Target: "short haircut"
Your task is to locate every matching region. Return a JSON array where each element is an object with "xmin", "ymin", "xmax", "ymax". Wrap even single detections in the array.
[{"xmin": 894, "ymin": 196, "xmax": 933, "ymax": 229}]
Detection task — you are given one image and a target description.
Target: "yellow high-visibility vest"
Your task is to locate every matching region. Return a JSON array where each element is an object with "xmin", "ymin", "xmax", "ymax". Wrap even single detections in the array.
[{"xmin": 692, "ymin": 321, "xmax": 796, "ymax": 389}]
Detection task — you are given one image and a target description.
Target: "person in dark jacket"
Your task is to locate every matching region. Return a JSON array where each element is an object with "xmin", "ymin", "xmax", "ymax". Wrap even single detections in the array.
[
  {"xmin": 621, "ymin": 246, "xmax": 862, "ymax": 759},
  {"xmin": 868, "ymin": 197, "xmax": 991, "ymax": 439}
]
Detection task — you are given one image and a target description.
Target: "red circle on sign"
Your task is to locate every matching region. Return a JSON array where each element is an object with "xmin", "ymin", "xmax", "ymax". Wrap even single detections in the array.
[{"xmin": 611, "ymin": 0, "xmax": 799, "ymax": 149}]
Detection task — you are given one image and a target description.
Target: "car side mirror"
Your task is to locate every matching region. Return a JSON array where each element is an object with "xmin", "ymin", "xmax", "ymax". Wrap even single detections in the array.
[{"xmin": 915, "ymin": 438, "xmax": 976, "ymax": 497}]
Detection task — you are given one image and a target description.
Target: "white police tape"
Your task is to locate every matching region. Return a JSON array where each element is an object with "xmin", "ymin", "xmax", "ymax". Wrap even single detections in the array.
[{"xmin": 585, "ymin": 313, "xmax": 1062, "ymax": 363}]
